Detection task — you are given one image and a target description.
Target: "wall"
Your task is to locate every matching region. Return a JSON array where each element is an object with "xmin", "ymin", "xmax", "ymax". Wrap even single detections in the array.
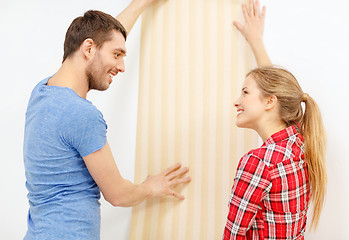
[{"xmin": 0, "ymin": 0, "xmax": 348, "ymax": 239}]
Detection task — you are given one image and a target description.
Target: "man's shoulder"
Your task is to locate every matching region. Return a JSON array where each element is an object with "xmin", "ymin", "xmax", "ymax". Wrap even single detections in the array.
[
  {"xmin": 47, "ymin": 87, "xmax": 100, "ymax": 117},
  {"xmin": 65, "ymin": 97, "xmax": 97, "ymax": 113},
  {"xmin": 57, "ymin": 101, "xmax": 106, "ymax": 139},
  {"xmin": 61, "ymin": 100, "xmax": 103, "ymax": 125}
]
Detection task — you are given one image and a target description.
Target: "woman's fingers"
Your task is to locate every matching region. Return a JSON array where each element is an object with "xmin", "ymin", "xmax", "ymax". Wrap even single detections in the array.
[
  {"xmin": 261, "ymin": 6, "xmax": 266, "ymax": 19},
  {"xmin": 255, "ymin": 0, "xmax": 260, "ymax": 17},
  {"xmin": 245, "ymin": 0, "xmax": 264, "ymax": 19},
  {"xmin": 242, "ymin": 3, "xmax": 250, "ymax": 21},
  {"xmin": 250, "ymin": 0, "xmax": 255, "ymax": 17},
  {"xmin": 233, "ymin": 21, "xmax": 244, "ymax": 34}
]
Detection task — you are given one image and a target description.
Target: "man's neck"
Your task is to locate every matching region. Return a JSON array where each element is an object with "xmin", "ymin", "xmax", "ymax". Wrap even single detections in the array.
[{"xmin": 47, "ymin": 58, "xmax": 89, "ymax": 99}]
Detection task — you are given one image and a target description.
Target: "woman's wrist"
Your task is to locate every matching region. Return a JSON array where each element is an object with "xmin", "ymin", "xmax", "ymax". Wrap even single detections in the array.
[
  {"xmin": 131, "ymin": 0, "xmax": 152, "ymax": 10},
  {"xmin": 248, "ymin": 37, "xmax": 264, "ymax": 50}
]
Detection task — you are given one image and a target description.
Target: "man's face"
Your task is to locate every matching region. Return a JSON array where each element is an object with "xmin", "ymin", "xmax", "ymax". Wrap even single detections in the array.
[{"xmin": 87, "ymin": 30, "xmax": 126, "ymax": 91}]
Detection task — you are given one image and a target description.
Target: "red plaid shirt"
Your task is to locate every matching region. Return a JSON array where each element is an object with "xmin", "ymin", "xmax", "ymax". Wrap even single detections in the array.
[{"xmin": 223, "ymin": 125, "xmax": 310, "ymax": 240}]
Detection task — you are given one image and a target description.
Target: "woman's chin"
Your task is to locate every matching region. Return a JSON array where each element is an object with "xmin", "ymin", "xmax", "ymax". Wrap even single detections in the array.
[
  {"xmin": 235, "ymin": 120, "xmax": 252, "ymax": 130},
  {"xmin": 235, "ymin": 121, "xmax": 244, "ymax": 128}
]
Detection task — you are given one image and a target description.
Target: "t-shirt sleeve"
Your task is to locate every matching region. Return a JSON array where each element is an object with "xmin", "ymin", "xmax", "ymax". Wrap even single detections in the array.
[{"xmin": 60, "ymin": 105, "xmax": 108, "ymax": 157}]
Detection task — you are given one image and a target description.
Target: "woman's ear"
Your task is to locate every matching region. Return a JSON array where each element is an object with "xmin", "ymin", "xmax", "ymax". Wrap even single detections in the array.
[
  {"xmin": 265, "ymin": 95, "xmax": 278, "ymax": 110},
  {"xmin": 80, "ymin": 38, "xmax": 96, "ymax": 59}
]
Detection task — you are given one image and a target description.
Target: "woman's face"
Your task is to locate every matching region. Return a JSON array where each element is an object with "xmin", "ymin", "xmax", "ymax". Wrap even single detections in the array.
[{"xmin": 234, "ymin": 75, "xmax": 267, "ymax": 130}]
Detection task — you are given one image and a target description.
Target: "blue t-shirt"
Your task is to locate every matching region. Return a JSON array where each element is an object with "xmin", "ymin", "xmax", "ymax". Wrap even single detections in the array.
[{"xmin": 23, "ymin": 76, "xmax": 107, "ymax": 240}]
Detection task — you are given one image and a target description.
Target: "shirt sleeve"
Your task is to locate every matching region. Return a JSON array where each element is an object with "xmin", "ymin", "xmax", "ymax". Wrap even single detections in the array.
[
  {"xmin": 223, "ymin": 153, "xmax": 272, "ymax": 240},
  {"xmin": 60, "ymin": 105, "xmax": 108, "ymax": 157}
]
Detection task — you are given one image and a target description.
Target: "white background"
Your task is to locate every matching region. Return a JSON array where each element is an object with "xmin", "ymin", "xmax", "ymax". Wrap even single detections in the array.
[{"xmin": 0, "ymin": 0, "xmax": 348, "ymax": 239}]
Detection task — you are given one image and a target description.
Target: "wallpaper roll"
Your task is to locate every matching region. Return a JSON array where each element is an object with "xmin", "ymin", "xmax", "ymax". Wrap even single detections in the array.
[{"xmin": 129, "ymin": 0, "xmax": 259, "ymax": 239}]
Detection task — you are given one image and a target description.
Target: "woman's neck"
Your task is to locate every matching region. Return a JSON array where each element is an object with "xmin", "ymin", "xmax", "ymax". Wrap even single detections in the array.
[{"xmin": 256, "ymin": 121, "xmax": 287, "ymax": 142}]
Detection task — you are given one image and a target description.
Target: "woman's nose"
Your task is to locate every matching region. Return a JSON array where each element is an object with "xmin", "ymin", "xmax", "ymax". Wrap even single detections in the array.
[{"xmin": 233, "ymin": 98, "xmax": 240, "ymax": 108}]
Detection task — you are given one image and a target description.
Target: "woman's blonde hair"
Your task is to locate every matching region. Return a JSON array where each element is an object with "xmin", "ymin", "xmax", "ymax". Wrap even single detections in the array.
[{"xmin": 247, "ymin": 66, "xmax": 327, "ymax": 229}]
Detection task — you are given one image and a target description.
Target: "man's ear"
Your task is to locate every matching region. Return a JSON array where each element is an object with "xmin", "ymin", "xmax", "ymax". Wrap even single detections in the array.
[
  {"xmin": 80, "ymin": 38, "xmax": 95, "ymax": 60},
  {"xmin": 265, "ymin": 95, "xmax": 278, "ymax": 111}
]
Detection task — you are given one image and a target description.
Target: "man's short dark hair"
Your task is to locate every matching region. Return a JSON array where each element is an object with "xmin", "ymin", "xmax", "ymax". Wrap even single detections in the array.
[{"xmin": 62, "ymin": 10, "xmax": 127, "ymax": 62}]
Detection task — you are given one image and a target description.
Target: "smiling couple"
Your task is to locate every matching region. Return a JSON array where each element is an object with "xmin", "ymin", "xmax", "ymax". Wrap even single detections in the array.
[{"xmin": 23, "ymin": 0, "xmax": 327, "ymax": 239}]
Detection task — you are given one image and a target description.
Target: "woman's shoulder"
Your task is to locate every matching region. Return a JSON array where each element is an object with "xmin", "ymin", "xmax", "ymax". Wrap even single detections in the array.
[
  {"xmin": 243, "ymin": 143, "xmax": 286, "ymax": 168},
  {"xmin": 239, "ymin": 148, "xmax": 266, "ymax": 168}
]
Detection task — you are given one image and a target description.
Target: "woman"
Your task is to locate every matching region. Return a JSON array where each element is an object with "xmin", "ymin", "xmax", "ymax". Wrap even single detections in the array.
[{"xmin": 223, "ymin": 1, "xmax": 327, "ymax": 239}]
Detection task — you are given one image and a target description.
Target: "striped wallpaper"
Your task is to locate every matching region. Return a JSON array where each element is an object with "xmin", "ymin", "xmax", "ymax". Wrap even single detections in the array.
[{"xmin": 129, "ymin": 0, "xmax": 259, "ymax": 239}]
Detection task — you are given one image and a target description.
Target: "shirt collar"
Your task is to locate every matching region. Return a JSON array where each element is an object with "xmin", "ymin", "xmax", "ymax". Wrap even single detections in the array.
[{"xmin": 264, "ymin": 125, "xmax": 302, "ymax": 146}]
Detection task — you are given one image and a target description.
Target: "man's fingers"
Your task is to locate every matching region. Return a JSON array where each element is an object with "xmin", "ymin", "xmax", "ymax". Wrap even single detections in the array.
[
  {"xmin": 166, "ymin": 166, "xmax": 189, "ymax": 180},
  {"xmin": 169, "ymin": 190, "xmax": 185, "ymax": 200},
  {"xmin": 170, "ymin": 177, "xmax": 191, "ymax": 186},
  {"xmin": 163, "ymin": 163, "xmax": 181, "ymax": 176}
]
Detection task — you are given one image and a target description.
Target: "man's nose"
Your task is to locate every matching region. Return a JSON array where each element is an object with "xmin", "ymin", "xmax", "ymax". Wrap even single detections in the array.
[{"xmin": 116, "ymin": 58, "xmax": 125, "ymax": 73}]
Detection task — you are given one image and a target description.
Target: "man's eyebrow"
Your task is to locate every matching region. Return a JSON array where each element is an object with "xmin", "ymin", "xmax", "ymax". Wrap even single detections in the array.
[
  {"xmin": 114, "ymin": 48, "xmax": 127, "ymax": 55},
  {"xmin": 242, "ymin": 87, "xmax": 247, "ymax": 91}
]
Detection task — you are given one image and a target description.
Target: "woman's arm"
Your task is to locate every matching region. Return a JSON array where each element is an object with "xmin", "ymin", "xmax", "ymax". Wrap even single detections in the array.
[
  {"xmin": 116, "ymin": 0, "xmax": 160, "ymax": 35},
  {"xmin": 233, "ymin": 0, "xmax": 272, "ymax": 67},
  {"xmin": 223, "ymin": 154, "xmax": 272, "ymax": 239}
]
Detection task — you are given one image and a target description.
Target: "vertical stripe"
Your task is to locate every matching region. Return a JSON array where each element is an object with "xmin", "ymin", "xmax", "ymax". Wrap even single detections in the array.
[
  {"xmin": 221, "ymin": 0, "xmax": 232, "ymax": 237},
  {"xmin": 199, "ymin": 1, "xmax": 210, "ymax": 239},
  {"xmin": 215, "ymin": 0, "xmax": 224, "ymax": 235},
  {"xmin": 192, "ymin": 0, "xmax": 204, "ymax": 238},
  {"xmin": 156, "ymin": 1, "xmax": 171, "ymax": 239},
  {"xmin": 142, "ymin": 3, "xmax": 159, "ymax": 238},
  {"xmin": 185, "ymin": 0, "xmax": 200, "ymax": 239},
  {"xmin": 172, "ymin": 0, "xmax": 183, "ymax": 238},
  {"xmin": 147, "ymin": 2, "xmax": 165, "ymax": 238},
  {"xmin": 207, "ymin": 1, "xmax": 218, "ymax": 239},
  {"xmin": 164, "ymin": 0, "xmax": 176, "ymax": 237},
  {"xmin": 177, "ymin": 0, "xmax": 190, "ymax": 238},
  {"xmin": 129, "ymin": 6, "xmax": 152, "ymax": 240}
]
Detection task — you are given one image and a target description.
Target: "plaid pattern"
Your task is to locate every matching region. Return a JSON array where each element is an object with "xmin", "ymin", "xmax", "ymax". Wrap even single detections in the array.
[{"xmin": 223, "ymin": 125, "xmax": 310, "ymax": 240}]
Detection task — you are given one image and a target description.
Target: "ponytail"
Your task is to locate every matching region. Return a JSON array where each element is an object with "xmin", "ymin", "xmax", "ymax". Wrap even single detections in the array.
[{"xmin": 300, "ymin": 94, "xmax": 327, "ymax": 229}]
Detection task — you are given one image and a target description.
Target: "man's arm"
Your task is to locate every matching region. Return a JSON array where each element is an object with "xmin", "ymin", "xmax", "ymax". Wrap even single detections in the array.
[
  {"xmin": 116, "ymin": 0, "xmax": 158, "ymax": 35},
  {"xmin": 233, "ymin": 0, "xmax": 272, "ymax": 67},
  {"xmin": 83, "ymin": 142, "xmax": 191, "ymax": 207}
]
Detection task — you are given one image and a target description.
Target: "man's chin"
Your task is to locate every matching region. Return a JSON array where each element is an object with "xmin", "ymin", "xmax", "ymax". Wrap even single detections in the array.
[{"xmin": 89, "ymin": 85, "xmax": 110, "ymax": 91}]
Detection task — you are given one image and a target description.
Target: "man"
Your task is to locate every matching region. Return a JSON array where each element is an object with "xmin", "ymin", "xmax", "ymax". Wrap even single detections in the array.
[{"xmin": 23, "ymin": 0, "xmax": 191, "ymax": 239}]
